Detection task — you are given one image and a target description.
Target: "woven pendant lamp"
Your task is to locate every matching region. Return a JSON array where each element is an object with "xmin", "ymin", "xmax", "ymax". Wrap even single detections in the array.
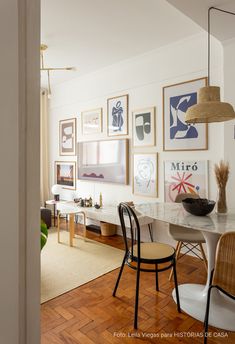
[{"xmin": 185, "ymin": 7, "xmax": 235, "ymax": 124}]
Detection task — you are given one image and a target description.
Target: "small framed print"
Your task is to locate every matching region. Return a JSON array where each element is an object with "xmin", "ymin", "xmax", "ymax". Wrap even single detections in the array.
[
  {"xmin": 55, "ymin": 161, "xmax": 76, "ymax": 190},
  {"xmin": 133, "ymin": 107, "xmax": 155, "ymax": 147},
  {"xmin": 164, "ymin": 160, "xmax": 208, "ymax": 202},
  {"xmin": 107, "ymin": 94, "xmax": 128, "ymax": 136},
  {"xmin": 59, "ymin": 118, "xmax": 76, "ymax": 155},
  {"xmin": 163, "ymin": 77, "xmax": 208, "ymax": 151},
  {"xmin": 82, "ymin": 108, "xmax": 102, "ymax": 135},
  {"xmin": 133, "ymin": 153, "xmax": 158, "ymax": 197}
]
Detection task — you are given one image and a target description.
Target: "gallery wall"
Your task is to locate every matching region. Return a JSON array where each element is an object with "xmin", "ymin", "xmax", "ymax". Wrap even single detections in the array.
[{"xmin": 49, "ymin": 32, "xmax": 225, "ymax": 242}]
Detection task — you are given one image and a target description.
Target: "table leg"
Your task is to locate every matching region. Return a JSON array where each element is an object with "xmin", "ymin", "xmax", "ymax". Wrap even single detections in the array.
[
  {"xmin": 172, "ymin": 231, "xmax": 235, "ymax": 331},
  {"xmin": 69, "ymin": 214, "xmax": 75, "ymax": 247},
  {"xmin": 54, "ymin": 203, "xmax": 56, "ymax": 227},
  {"xmin": 57, "ymin": 211, "xmax": 60, "ymax": 243}
]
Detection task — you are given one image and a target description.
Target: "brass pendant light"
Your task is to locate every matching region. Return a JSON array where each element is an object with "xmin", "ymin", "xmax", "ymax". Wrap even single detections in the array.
[
  {"xmin": 185, "ymin": 7, "xmax": 235, "ymax": 124},
  {"xmin": 40, "ymin": 44, "xmax": 74, "ymax": 96}
]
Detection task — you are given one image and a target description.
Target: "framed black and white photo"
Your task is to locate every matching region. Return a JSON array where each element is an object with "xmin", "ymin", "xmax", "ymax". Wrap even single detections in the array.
[
  {"xmin": 163, "ymin": 77, "xmax": 208, "ymax": 151},
  {"xmin": 133, "ymin": 153, "xmax": 158, "ymax": 197},
  {"xmin": 82, "ymin": 108, "xmax": 102, "ymax": 135},
  {"xmin": 59, "ymin": 118, "xmax": 76, "ymax": 155},
  {"xmin": 107, "ymin": 94, "xmax": 128, "ymax": 136},
  {"xmin": 133, "ymin": 107, "xmax": 155, "ymax": 147}
]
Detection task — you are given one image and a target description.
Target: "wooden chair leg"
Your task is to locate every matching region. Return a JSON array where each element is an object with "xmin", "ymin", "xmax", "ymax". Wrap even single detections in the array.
[
  {"xmin": 57, "ymin": 211, "xmax": 60, "ymax": 243},
  {"xmin": 155, "ymin": 264, "xmax": 159, "ymax": 291},
  {"xmin": 199, "ymin": 243, "xmax": 208, "ymax": 271},
  {"xmin": 169, "ymin": 241, "xmax": 182, "ymax": 281}
]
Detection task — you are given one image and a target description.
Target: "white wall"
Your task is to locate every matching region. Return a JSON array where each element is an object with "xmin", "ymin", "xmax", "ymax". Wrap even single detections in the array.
[
  {"xmin": 49, "ymin": 33, "xmax": 224, "ymax": 242},
  {"xmin": 223, "ymin": 39, "xmax": 235, "ymax": 210}
]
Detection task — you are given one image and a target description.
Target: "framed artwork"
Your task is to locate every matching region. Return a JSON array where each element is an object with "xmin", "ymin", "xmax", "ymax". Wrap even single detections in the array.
[
  {"xmin": 82, "ymin": 108, "xmax": 102, "ymax": 135},
  {"xmin": 133, "ymin": 153, "xmax": 158, "ymax": 197},
  {"xmin": 107, "ymin": 94, "xmax": 128, "ymax": 136},
  {"xmin": 77, "ymin": 139, "xmax": 128, "ymax": 184},
  {"xmin": 164, "ymin": 160, "xmax": 208, "ymax": 202},
  {"xmin": 163, "ymin": 77, "xmax": 208, "ymax": 151},
  {"xmin": 59, "ymin": 118, "xmax": 76, "ymax": 155},
  {"xmin": 55, "ymin": 161, "xmax": 76, "ymax": 190},
  {"xmin": 132, "ymin": 107, "xmax": 156, "ymax": 147}
]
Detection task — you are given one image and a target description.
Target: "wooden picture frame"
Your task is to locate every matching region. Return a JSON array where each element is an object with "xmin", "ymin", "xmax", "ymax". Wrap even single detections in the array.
[
  {"xmin": 163, "ymin": 77, "xmax": 208, "ymax": 151},
  {"xmin": 132, "ymin": 107, "xmax": 156, "ymax": 147},
  {"xmin": 107, "ymin": 94, "xmax": 128, "ymax": 136},
  {"xmin": 77, "ymin": 139, "xmax": 129, "ymax": 185},
  {"xmin": 59, "ymin": 118, "xmax": 76, "ymax": 156},
  {"xmin": 81, "ymin": 108, "xmax": 102, "ymax": 135},
  {"xmin": 55, "ymin": 161, "xmax": 76, "ymax": 190},
  {"xmin": 133, "ymin": 153, "xmax": 158, "ymax": 197}
]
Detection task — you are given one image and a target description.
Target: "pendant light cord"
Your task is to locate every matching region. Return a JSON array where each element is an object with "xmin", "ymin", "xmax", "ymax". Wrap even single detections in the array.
[{"xmin": 208, "ymin": 6, "xmax": 235, "ymax": 86}]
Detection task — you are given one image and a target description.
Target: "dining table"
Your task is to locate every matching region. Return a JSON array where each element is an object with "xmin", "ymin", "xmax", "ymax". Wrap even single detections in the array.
[{"xmin": 136, "ymin": 202, "xmax": 235, "ymax": 331}]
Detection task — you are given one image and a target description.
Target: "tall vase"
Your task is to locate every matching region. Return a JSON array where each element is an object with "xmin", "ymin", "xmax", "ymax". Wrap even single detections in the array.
[{"xmin": 216, "ymin": 186, "xmax": 227, "ymax": 214}]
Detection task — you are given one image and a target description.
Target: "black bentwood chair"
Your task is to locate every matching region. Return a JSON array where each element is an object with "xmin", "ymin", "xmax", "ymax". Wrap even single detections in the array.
[
  {"xmin": 204, "ymin": 232, "xmax": 235, "ymax": 344},
  {"xmin": 113, "ymin": 202, "xmax": 181, "ymax": 329}
]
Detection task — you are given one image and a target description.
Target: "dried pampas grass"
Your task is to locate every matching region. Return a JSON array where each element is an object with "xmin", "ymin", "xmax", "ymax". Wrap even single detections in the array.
[{"xmin": 214, "ymin": 160, "xmax": 230, "ymax": 188}]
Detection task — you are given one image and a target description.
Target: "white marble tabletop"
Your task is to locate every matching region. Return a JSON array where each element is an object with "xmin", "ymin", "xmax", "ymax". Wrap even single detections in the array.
[{"xmin": 136, "ymin": 202, "xmax": 235, "ymax": 234}]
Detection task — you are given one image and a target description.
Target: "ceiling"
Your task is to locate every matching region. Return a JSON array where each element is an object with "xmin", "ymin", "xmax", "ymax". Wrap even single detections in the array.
[
  {"xmin": 167, "ymin": 0, "xmax": 235, "ymax": 41},
  {"xmin": 41, "ymin": 0, "xmax": 235, "ymax": 88},
  {"xmin": 41, "ymin": 0, "xmax": 202, "ymax": 87}
]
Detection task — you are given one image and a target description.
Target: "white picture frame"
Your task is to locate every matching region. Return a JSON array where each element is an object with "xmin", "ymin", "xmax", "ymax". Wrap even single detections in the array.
[
  {"xmin": 164, "ymin": 160, "xmax": 208, "ymax": 202},
  {"xmin": 55, "ymin": 161, "xmax": 76, "ymax": 190},
  {"xmin": 133, "ymin": 153, "xmax": 158, "ymax": 197},
  {"xmin": 107, "ymin": 94, "xmax": 128, "ymax": 136},
  {"xmin": 132, "ymin": 107, "xmax": 156, "ymax": 147}
]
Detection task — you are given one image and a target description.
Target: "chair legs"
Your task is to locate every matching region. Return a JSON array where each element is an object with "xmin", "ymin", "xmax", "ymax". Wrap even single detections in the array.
[
  {"xmin": 134, "ymin": 263, "xmax": 141, "ymax": 329},
  {"xmin": 172, "ymin": 258, "xmax": 181, "ymax": 313},
  {"xmin": 199, "ymin": 243, "xmax": 208, "ymax": 271},
  {"xmin": 204, "ymin": 286, "xmax": 212, "ymax": 344},
  {"xmin": 169, "ymin": 241, "xmax": 182, "ymax": 281},
  {"xmin": 113, "ymin": 254, "xmax": 126, "ymax": 297}
]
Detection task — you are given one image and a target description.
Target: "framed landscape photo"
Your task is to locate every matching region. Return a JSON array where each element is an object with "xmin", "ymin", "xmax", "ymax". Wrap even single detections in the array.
[
  {"xmin": 82, "ymin": 108, "xmax": 102, "ymax": 135},
  {"xmin": 163, "ymin": 77, "xmax": 208, "ymax": 151},
  {"xmin": 59, "ymin": 118, "xmax": 76, "ymax": 155},
  {"xmin": 133, "ymin": 107, "xmax": 156, "ymax": 147},
  {"xmin": 164, "ymin": 160, "xmax": 208, "ymax": 202},
  {"xmin": 133, "ymin": 153, "xmax": 158, "ymax": 197},
  {"xmin": 107, "ymin": 94, "xmax": 128, "ymax": 136},
  {"xmin": 55, "ymin": 161, "xmax": 76, "ymax": 190}
]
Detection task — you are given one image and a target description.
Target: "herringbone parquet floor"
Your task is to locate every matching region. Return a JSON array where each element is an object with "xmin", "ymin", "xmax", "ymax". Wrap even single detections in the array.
[{"xmin": 41, "ymin": 221, "xmax": 235, "ymax": 343}]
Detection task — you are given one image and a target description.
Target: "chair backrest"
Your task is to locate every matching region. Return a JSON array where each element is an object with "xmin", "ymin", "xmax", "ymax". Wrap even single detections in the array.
[
  {"xmin": 212, "ymin": 231, "xmax": 235, "ymax": 296},
  {"xmin": 175, "ymin": 193, "xmax": 199, "ymax": 203},
  {"xmin": 118, "ymin": 202, "xmax": 141, "ymax": 260}
]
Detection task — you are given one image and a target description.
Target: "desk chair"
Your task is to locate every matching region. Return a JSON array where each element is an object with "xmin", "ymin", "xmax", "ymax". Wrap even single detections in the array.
[
  {"xmin": 113, "ymin": 202, "xmax": 181, "ymax": 329},
  {"xmin": 204, "ymin": 232, "xmax": 235, "ymax": 343},
  {"xmin": 169, "ymin": 193, "xmax": 207, "ymax": 280}
]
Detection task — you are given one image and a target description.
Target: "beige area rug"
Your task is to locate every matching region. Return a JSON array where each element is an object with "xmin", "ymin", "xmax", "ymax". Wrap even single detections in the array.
[{"xmin": 41, "ymin": 229, "xmax": 124, "ymax": 303}]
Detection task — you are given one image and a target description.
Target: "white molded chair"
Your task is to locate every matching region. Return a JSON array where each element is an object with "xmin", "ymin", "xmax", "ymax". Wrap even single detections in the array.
[{"xmin": 169, "ymin": 193, "xmax": 207, "ymax": 280}]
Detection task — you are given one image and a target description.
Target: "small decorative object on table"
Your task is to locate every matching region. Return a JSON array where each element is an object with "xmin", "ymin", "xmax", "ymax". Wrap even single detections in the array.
[
  {"xmin": 99, "ymin": 193, "xmax": 103, "ymax": 208},
  {"xmin": 214, "ymin": 160, "xmax": 229, "ymax": 214},
  {"xmin": 94, "ymin": 203, "xmax": 100, "ymax": 209}
]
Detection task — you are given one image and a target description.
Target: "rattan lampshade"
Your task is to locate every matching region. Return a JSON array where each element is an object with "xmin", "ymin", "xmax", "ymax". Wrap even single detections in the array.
[{"xmin": 185, "ymin": 86, "xmax": 235, "ymax": 123}]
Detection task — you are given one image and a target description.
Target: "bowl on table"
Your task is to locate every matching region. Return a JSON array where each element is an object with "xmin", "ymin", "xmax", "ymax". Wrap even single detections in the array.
[{"xmin": 182, "ymin": 198, "xmax": 215, "ymax": 216}]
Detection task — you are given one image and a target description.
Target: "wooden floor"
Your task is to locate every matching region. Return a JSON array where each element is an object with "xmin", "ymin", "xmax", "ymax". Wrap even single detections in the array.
[{"xmin": 41, "ymin": 221, "xmax": 235, "ymax": 343}]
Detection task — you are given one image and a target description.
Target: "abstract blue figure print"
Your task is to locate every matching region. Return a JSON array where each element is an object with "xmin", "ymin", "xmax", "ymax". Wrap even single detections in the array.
[
  {"xmin": 163, "ymin": 78, "xmax": 208, "ymax": 151},
  {"xmin": 170, "ymin": 93, "xmax": 198, "ymax": 140},
  {"xmin": 108, "ymin": 94, "xmax": 128, "ymax": 136},
  {"xmin": 112, "ymin": 101, "xmax": 124, "ymax": 132}
]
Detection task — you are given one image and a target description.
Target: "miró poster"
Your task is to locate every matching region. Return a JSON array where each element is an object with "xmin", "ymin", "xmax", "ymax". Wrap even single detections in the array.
[{"xmin": 164, "ymin": 160, "xmax": 208, "ymax": 202}]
